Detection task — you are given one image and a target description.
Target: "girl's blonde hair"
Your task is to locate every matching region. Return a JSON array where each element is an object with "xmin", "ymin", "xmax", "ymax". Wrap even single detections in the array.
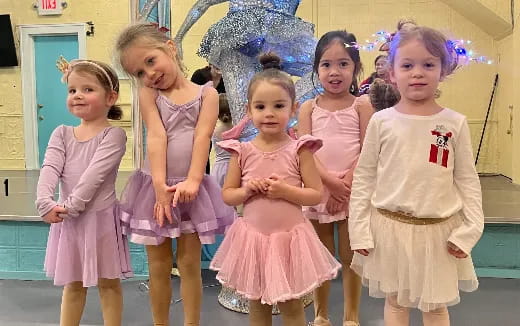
[
  {"xmin": 388, "ymin": 20, "xmax": 459, "ymax": 77},
  {"xmin": 114, "ymin": 23, "xmax": 187, "ymax": 77},
  {"xmin": 218, "ymin": 94, "xmax": 231, "ymax": 123}
]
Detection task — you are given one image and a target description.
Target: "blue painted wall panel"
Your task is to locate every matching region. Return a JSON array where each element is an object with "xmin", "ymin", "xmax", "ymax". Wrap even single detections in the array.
[
  {"xmin": 0, "ymin": 223, "xmax": 17, "ymax": 246},
  {"xmin": 18, "ymin": 250, "xmax": 46, "ymax": 271},
  {"xmin": 1, "ymin": 221, "xmax": 519, "ymax": 279},
  {"xmin": 0, "ymin": 248, "xmax": 17, "ymax": 271},
  {"xmin": 472, "ymin": 225, "xmax": 520, "ymax": 269}
]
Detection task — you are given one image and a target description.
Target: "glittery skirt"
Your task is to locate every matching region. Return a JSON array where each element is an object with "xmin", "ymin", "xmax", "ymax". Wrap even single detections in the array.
[
  {"xmin": 198, "ymin": 8, "xmax": 316, "ymax": 77},
  {"xmin": 119, "ymin": 170, "xmax": 236, "ymax": 245}
]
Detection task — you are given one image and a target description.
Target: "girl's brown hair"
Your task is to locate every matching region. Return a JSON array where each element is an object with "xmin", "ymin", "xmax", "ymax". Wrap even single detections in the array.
[
  {"xmin": 69, "ymin": 60, "xmax": 122, "ymax": 120},
  {"xmin": 247, "ymin": 52, "xmax": 295, "ymax": 103},
  {"xmin": 218, "ymin": 94, "xmax": 231, "ymax": 123}
]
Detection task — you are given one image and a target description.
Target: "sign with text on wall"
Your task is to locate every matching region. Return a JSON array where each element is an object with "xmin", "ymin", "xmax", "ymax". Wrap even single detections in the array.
[{"xmin": 38, "ymin": 0, "xmax": 63, "ymax": 16}]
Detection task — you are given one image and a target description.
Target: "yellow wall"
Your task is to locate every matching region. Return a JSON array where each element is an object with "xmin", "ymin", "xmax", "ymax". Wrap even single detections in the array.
[
  {"xmin": 0, "ymin": 0, "xmax": 515, "ymax": 177},
  {"xmin": 0, "ymin": 0, "xmax": 133, "ymax": 169},
  {"xmin": 495, "ymin": 34, "xmax": 514, "ymax": 178},
  {"xmin": 479, "ymin": 0, "xmax": 511, "ymax": 22},
  {"xmin": 512, "ymin": 0, "xmax": 520, "ymax": 183}
]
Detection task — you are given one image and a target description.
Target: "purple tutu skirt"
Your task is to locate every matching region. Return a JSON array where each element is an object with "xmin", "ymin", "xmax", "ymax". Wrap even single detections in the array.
[
  {"xmin": 44, "ymin": 204, "xmax": 133, "ymax": 287},
  {"xmin": 120, "ymin": 170, "xmax": 236, "ymax": 245},
  {"xmin": 210, "ymin": 160, "xmax": 229, "ymax": 187}
]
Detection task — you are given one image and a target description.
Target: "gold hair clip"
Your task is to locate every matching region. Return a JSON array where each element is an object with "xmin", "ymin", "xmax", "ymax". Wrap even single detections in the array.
[
  {"xmin": 56, "ymin": 55, "xmax": 72, "ymax": 83},
  {"xmin": 56, "ymin": 55, "xmax": 69, "ymax": 73}
]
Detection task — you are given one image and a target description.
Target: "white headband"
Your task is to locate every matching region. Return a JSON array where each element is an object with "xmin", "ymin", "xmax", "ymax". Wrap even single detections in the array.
[{"xmin": 56, "ymin": 56, "xmax": 116, "ymax": 90}]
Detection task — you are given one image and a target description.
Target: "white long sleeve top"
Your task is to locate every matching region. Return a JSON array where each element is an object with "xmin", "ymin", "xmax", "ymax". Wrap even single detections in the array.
[{"xmin": 348, "ymin": 107, "xmax": 484, "ymax": 255}]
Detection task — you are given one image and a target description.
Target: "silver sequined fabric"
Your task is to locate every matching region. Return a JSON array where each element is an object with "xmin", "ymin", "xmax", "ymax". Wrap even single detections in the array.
[
  {"xmin": 179, "ymin": 0, "xmax": 321, "ymax": 138},
  {"xmin": 198, "ymin": 6, "xmax": 315, "ymax": 77}
]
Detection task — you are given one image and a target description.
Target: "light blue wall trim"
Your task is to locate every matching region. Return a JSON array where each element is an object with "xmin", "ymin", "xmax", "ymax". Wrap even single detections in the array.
[{"xmin": 1, "ymin": 222, "xmax": 519, "ymax": 280}]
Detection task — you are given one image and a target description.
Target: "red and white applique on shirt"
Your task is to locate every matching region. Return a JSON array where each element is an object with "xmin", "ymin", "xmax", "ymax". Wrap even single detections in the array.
[{"xmin": 429, "ymin": 125, "xmax": 452, "ymax": 168}]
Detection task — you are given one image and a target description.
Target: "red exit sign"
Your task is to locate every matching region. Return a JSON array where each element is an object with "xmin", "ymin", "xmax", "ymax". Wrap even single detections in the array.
[
  {"xmin": 42, "ymin": 0, "xmax": 57, "ymax": 9},
  {"xmin": 38, "ymin": 0, "xmax": 63, "ymax": 15}
]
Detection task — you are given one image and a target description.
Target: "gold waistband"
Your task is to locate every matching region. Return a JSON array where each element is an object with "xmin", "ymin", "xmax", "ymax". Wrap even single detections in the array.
[{"xmin": 377, "ymin": 208, "xmax": 450, "ymax": 225}]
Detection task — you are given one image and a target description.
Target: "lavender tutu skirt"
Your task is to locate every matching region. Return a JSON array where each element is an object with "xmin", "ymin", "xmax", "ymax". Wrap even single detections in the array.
[
  {"xmin": 210, "ymin": 160, "xmax": 229, "ymax": 187},
  {"xmin": 44, "ymin": 204, "xmax": 133, "ymax": 287},
  {"xmin": 120, "ymin": 170, "xmax": 236, "ymax": 245}
]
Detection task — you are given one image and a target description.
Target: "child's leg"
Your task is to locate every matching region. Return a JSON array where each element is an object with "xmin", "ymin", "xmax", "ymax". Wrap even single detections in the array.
[
  {"xmin": 278, "ymin": 299, "xmax": 306, "ymax": 326},
  {"xmin": 310, "ymin": 220, "xmax": 335, "ymax": 325},
  {"xmin": 60, "ymin": 281, "xmax": 88, "ymax": 326},
  {"xmin": 146, "ymin": 238, "xmax": 174, "ymax": 326},
  {"xmin": 384, "ymin": 296, "xmax": 410, "ymax": 326},
  {"xmin": 98, "ymin": 278, "xmax": 123, "ymax": 326},
  {"xmin": 422, "ymin": 306, "xmax": 450, "ymax": 326},
  {"xmin": 177, "ymin": 233, "xmax": 202, "ymax": 326},
  {"xmin": 249, "ymin": 300, "xmax": 272, "ymax": 326},
  {"xmin": 337, "ymin": 220, "xmax": 362, "ymax": 325}
]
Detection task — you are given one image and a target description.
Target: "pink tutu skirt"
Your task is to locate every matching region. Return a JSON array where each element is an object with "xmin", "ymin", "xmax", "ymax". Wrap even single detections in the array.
[
  {"xmin": 44, "ymin": 204, "xmax": 133, "ymax": 287},
  {"xmin": 119, "ymin": 170, "xmax": 235, "ymax": 245},
  {"xmin": 210, "ymin": 218, "xmax": 341, "ymax": 305}
]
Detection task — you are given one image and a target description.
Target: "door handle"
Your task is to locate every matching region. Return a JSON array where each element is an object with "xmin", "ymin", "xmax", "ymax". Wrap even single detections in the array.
[{"xmin": 38, "ymin": 115, "xmax": 44, "ymax": 121}]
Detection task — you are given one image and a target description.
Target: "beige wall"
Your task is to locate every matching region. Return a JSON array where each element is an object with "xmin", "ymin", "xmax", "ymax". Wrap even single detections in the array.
[
  {"xmin": 495, "ymin": 34, "xmax": 514, "ymax": 178},
  {"xmin": 512, "ymin": 0, "xmax": 520, "ymax": 183},
  {"xmin": 479, "ymin": 0, "xmax": 511, "ymax": 22},
  {"xmin": 0, "ymin": 0, "xmax": 515, "ymax": 178}
]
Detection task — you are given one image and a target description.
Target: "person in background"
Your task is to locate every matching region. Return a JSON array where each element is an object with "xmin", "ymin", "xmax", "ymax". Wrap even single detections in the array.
[
  {"xmin": 191, "ymin": 63, "xmax": 226, "ymax": 173},
  {"xmin": 359, "ymin": 55, "xmax": 388, "ymax": 95},
  {"xmin": 191, "ymin": 63, "xmax": 226, "ymax": 94}
]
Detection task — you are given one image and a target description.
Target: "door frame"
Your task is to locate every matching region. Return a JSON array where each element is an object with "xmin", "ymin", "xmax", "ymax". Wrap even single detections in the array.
[{"xmin": 20, "ymin": 23, "xmax": 87, "ymax": 169}]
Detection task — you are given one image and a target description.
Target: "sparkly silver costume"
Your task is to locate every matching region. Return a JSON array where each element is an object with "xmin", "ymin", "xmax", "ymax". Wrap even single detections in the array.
[{"xmin": 175, "ymin": 0, "xmax": 318, "ymax": 138}]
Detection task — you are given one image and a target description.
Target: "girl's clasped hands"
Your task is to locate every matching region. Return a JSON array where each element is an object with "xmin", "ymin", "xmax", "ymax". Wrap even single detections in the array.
[{"xmin": 244, "ymin": 174, "xmax": 289, "ymax": 200}]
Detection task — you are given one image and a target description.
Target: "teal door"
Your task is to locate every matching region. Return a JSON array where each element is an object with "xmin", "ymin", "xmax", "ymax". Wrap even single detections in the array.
[{"xmin": 34, "ymin": 35, "xmax": 80, "ymax": 167}]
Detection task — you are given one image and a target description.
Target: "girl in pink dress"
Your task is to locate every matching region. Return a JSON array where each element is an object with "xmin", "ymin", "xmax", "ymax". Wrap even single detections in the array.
[
  {"xmin": 115, "ymin": 23, "xmax": 235, "ymax": 326},
  {"xmin": 210, "ymin": 53, "xmax": 340, "ymax": 326},
  {"xmin": 36, "ymin": 59, "xmax": 132, "ymax": 326},
  {"xmin": 298, "ymin": 31, "xmax": 375, "ymax": 326}
]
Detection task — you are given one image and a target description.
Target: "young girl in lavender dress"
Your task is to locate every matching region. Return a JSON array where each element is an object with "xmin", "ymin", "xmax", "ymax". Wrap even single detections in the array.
[
  {"xmin": 115, "ymin": 23, "xmax": 235, "ymax": 326},
  {"xmin": 36, "ymin": 58, "xmax": 132, "ymax": 326}
]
